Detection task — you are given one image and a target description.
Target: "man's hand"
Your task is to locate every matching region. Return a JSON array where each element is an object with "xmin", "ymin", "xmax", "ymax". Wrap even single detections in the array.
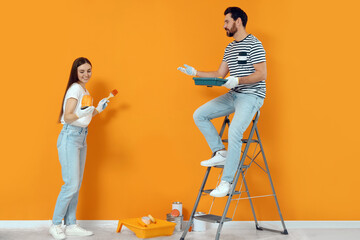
[
  {"xmin": 177, "ymin": 64, "xmax": 197, "ymax": 76},
  {"xmin": 223, "ymin": 76, "xmax": 239, "ymax": 89}
]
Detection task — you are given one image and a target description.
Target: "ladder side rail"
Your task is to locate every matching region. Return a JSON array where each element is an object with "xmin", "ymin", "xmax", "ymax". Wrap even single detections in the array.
[
  {"xmin": 241, "ymin": 172, "xmax": 260, "ymax": 229},
  {"xmin": 255, "ymin": 126, "xmax": 288, "ymax": 234},
  {"xmin": 180, "ymin": 167, "xmax": 212, "ymax": 240},
  {"xmin": 182, "ymin": 115, "xmax": 230, "ymax": 240},
  {"xmin": 208, "ymin": 169, "xmax": 224, "ymax": 214},
  {"xmin": 208, "ymin": 115, "xmax": 230, "ymax": 213},
  {"xmin": 231, "ymin": 139, "xmax": 259, "ymax": 219},
  {"xmin": 215, "ymin": 112, "xmax": 260, "ymax": 240}
]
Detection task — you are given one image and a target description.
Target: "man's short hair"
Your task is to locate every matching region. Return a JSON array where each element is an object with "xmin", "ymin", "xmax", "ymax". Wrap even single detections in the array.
[{"xmin": 224, "ymin": 7, "xmax": 248, "ymax": 28}]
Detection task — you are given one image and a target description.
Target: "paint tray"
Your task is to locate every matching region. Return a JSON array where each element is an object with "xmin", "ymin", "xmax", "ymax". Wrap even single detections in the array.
[
  {"xmin": 193, "ymin": 77, "xmax": 227, "ymax": 87},
  {"xmin": 117, "ymin": 218, "xmax": 176, "ymax": 239}
]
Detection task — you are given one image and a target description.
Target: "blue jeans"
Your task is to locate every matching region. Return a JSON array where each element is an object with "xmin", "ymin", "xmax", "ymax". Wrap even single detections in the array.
[
  {"xmin": 193, "ymin": 92, "xmax": 264, "ymax": 182},
  {"xmin": 52, "ymin": 124, "xmax": 88, "ymax": 225}
]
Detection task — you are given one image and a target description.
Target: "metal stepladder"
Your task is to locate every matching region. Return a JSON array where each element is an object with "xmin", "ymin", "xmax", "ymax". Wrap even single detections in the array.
[{"xmin": 180, "ymin": 111, "xmax": 288, "ymax": 240}]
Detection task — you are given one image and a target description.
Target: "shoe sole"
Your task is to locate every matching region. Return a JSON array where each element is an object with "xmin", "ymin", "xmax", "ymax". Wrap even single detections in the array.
[
  {"xmin": 210, "ymin": 193, "xmax": 227, "ymax": 197},
  {"xmin": 49, "ymin": 233, "xmax": 66, "ymax": 240},
  {"xmin": 201, "ymin": 162, "xmax": 226, "ymax": 167}
]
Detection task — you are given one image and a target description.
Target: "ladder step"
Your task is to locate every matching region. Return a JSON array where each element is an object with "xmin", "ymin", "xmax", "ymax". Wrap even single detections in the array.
[
  {"xmin": 194, "ymin": 214, "xmax": 232, "ymax": 223},
  {"xmin": 213, "ymin": 165, "xmax": 249, "ymax": 169},
  {"xmin": 222, "ymin": 139, "xmax": 259, "ymax": 143},
  {"xmin": 203, "ymin": 189, "xmax": 242, "ymax": 195},
  {"xmin": 242, "ymin": 139, "xmax": 259, "ymax": 143}
]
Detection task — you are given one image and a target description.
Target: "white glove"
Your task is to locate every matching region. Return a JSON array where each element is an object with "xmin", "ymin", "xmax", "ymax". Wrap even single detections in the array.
[
  {"xmin": 77, "ymin": 106, "xmax": 95, "ymax": 118},
  {"xmin": 177, "ymin": 64, "xmax": 197, "ymax": 76},
  {"xmin": 223, "ymin": 76, "xmax": 239, "ymax": 89},
  {"xmin": 96, "ymin": 98, "xmax": 109, "ymax": 113}
]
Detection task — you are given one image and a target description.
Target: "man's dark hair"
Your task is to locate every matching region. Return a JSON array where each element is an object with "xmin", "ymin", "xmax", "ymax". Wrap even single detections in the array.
[{"xmin": 224, "ymin": 7, "xmax": 248, "ymax": 28}]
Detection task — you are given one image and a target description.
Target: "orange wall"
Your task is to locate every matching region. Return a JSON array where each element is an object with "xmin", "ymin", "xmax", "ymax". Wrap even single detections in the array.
[{"xmin": 1, "ymin": 0, "xmax": 360, "ymax": 221}]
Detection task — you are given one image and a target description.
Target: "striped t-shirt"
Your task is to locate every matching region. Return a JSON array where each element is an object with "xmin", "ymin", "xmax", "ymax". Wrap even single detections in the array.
[{"xmin": 223, "ymin": 34, "xmax": 266, "ymax": 98}]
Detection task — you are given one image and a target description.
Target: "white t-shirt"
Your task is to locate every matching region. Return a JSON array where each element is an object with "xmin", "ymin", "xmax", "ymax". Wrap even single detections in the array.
[{"xmin": 60, "ymin": 83, "xmax": 93, "ymax": 127}]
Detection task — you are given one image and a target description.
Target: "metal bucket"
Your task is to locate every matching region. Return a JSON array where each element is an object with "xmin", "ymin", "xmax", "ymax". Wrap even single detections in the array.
[
  {"xmin": 166, "ymin": 213, "xmax": 183, "ymax": 231},
  {"xmin": 193, "ymin": 212, "xmax": 206, "ymax": 232}
]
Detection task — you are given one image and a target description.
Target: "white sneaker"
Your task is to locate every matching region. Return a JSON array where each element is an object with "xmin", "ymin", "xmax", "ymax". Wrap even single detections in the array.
[
  {"xmin": 210, "ymin": 181, "xmax": 231, "ymax": 197},
  {"xmin": 201, "ymin": 150, "xmax": 227, "ymax": 167},
  {"xmin": 49, "ymin": 224, "xmax": 66, "ymax": 240},
  {"xmin": 65, "ymin": 224, "xmax": 94, "ymax": 236}
]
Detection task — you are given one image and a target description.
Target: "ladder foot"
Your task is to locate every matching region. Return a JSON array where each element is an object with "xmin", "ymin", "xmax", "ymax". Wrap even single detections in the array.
[
  {"xmin": 282, "ymin": 229, "xmax": 289, "ymax": 235},
  {"xmin": 256, "ymin": 225, "xmax": 263, "ymax": 231}
]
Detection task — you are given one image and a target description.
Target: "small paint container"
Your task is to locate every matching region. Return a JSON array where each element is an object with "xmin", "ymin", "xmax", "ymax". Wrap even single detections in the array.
[
  {"xmin": 193, "ymin": 212, "xmax": 206, "ymax": 232},
  {"xmin": 166, "ymin": 213, "xmax": 183, "ymax": 231},
  {"xmin": 172, "ymin": 202, "xmax": 182, "ymax": 216},
  {"xmin": 81, "ymin": 95, "xmax": 93, "ymax": 110}
]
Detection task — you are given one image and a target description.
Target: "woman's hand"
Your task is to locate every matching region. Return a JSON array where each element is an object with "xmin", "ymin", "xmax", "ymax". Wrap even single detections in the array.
[
  {"xmin": 64, "ymin": 98, "xmax": 95, "ymax": 123},
  {"xmin": 77, "ymin": 106, "xmax": 95, "ymax": 118},
  {"xmin": 95, "ymin": 98, "xmax": 109, "ymax": 113}
]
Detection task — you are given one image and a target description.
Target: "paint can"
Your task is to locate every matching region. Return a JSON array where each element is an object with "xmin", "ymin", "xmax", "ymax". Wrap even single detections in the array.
[
  {"xmin": 166, "ymin": 213, "xmax": 183, "ymax": 231},
  {"xmin": 81, "ymin": 95, "xmax": 93, "ymax": 110},
  {"xmin": 172, "ymin": 202, "xmax": 182, "ymax": 216},
  {"xmin": 193, "ymin": 212, "xmax": 206, "ymax": 232}
]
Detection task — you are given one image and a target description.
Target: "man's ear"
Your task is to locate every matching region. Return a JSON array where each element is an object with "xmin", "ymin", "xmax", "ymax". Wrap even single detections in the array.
[{"xmin": 236, "ymin": 17, "xmax": 242, "ymax": 27}]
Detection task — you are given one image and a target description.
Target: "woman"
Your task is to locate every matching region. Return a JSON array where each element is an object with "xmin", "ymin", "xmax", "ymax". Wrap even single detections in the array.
[{"xmin": 49, "ymin": 57, "xmax": 109, "ymax": 240}]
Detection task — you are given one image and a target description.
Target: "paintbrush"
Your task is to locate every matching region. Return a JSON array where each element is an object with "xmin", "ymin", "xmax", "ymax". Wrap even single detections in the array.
[{"xmin": 106, "ymin": 89, "xmax": 118, "ymax": 100}]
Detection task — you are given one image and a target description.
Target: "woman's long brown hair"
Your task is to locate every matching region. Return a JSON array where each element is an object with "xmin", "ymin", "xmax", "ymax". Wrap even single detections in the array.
[{"xmin": 58, "ymin": 57, "xmax": 92, "ymax": 123}]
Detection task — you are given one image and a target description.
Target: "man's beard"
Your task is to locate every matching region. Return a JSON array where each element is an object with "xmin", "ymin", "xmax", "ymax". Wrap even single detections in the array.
[{"xmin": 226, "ymin": 24, "xmax": 238, "ymax": 37}]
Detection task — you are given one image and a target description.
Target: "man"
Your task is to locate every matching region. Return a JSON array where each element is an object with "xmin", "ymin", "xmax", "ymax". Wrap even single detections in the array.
[{"xmin": 178, "ymin": 7, "xmax": 266, "ymax": 197}]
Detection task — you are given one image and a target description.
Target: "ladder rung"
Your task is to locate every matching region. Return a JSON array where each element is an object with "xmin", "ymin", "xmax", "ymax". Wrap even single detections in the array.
[
  {"xmin": 213, "ymin": 165, "xmax": 249, "ymax": 169},
  {"xmin": 203, "ymin": 189, "xmax": 242, "ymax": 195},
  {"xmin": 242, "ymin": 139, "xmax": 259, "ymax": 143},
  {"xmin": 222, "ymin": 139, "xmax": 259, "ymax": 143},
  {"xmin": 194, "ymin": 214, "xmax": 232, "ymax": 223},
  {"xmin": 213, "ymin": 165, "xmax": 224, "ymax": 168}
]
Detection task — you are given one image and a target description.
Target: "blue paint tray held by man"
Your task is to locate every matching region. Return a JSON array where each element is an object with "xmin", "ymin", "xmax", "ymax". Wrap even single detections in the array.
[{"xmin": 193, "ymin": 77, "xmax": 227, "ymax": 87}]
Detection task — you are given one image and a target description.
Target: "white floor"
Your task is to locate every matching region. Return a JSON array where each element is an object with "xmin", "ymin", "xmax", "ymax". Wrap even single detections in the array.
[{"xmin": 1, "ymin": 222, "xmax": 360, "ymax": 240}]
